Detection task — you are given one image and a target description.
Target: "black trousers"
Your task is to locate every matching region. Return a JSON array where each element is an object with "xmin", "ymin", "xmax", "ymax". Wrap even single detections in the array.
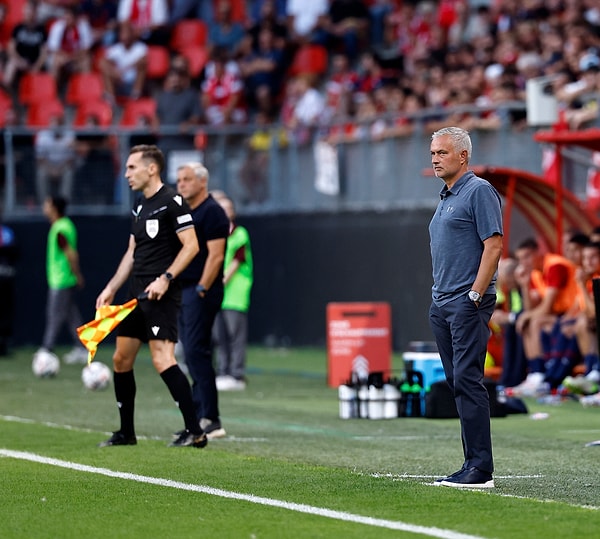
[
  {"xmin": 429, "ymin": 294, "xmax": 496, "ymax": 474},
  {"xmin": 178, "ymin": 285, "xmax": 223, "ymax": 421}
]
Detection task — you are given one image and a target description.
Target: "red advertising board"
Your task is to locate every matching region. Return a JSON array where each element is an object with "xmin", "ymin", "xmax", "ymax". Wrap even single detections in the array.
[{"xmin": 326, "ymin": 302, "xmax": 391, "ymax": 387}]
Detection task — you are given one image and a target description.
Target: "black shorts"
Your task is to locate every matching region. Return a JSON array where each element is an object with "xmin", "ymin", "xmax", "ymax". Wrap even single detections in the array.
[{"xmin": 117, "ymin": 275, "xmax": 181, "ymax": 342}]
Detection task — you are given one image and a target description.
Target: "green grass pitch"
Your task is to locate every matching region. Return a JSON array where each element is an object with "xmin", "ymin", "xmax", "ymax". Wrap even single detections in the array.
[{"xmin": 1, "ymin": 345, "xmax": 599, "ymax": 538}]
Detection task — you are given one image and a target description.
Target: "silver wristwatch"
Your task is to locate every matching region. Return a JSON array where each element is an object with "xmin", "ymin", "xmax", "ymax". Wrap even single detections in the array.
[{"xmin": 468, "ymin": 290, "xmax": 482, "ymax": 302}]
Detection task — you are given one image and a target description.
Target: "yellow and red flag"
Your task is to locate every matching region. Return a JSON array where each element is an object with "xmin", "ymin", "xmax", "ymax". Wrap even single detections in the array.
[{"xmin": 77, "ymin": 298, "xmax": 138, "ymax": 364}]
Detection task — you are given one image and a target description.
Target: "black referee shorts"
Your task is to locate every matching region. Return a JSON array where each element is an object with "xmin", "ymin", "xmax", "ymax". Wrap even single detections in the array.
[{"xmin": 117, "ymin": 275, "xmax": 181, "ymax": 343}]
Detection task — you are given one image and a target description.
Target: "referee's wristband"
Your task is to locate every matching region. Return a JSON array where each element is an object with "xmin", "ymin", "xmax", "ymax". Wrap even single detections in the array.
[
  {"xmin": 508, "ymin": 312, "xmax": 517, "ymax": 324},
  {"xmin": 196, "ymin": 284, "xmax": 206, "ymax": 295}
]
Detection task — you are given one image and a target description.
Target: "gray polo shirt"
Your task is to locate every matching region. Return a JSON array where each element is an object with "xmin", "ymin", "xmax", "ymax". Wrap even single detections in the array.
[{"xmin": 429, "ymin": 170, "xmax": 503, "ymax": 306}]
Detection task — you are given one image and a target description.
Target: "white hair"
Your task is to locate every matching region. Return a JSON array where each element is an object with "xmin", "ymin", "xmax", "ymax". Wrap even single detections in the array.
[
  {"xmin": 431, "ymin": 127, "xmax": 472, "ymax": 162},
  {"xmin": 179, "ymin": 161, "xmax": 209, "ymax": 182}
]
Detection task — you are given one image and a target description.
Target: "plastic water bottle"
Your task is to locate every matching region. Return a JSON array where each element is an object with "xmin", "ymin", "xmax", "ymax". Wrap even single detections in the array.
[
  {"xmin": 368, "ymin": 385, "xmax": 385, "ymax": 419},
  {"xmin": 383, "ymin": 383, "xmax": 401, "ymax": 418},
  {"xmin": 338, "ymin": 384, "xmax": 357, "ymax": 419},
  {"xmin": 358, "ymin": 384, "xmax": 369, "ymax": 418}
]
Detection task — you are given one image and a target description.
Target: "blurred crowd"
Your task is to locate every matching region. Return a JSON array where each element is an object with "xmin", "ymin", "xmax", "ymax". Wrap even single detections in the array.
[{"xmin": 1, "ymin": 0, "xmax": 600, "ymax": 141}]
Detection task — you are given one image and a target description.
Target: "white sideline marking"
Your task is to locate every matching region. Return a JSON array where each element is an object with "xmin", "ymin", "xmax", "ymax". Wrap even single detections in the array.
[
  {"xmin": 0, "ymin": 415, "xmax": 267, "ymax": 443},
  {"xmin": 353, "ymin": 435, "xmax": 431, "ymax": 441},
  {"xmin": 0, "ymin": 449, "xmax": 488, "ymax": 539}
]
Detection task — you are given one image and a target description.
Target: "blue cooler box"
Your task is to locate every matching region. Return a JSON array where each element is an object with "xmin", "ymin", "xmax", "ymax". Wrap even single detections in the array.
[{"xmin": 403, "ymin": 341, "xmax": 445, "ymax": 389}]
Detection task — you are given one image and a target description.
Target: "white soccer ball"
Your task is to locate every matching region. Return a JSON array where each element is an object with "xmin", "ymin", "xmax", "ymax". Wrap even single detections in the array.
[
  {"xmin": 81, "ymin": 362, "xmax": 111, "ymax": 391},
  {"xmin": 32, "ymin": 349, "xmax": 60, "ymax": 378}
]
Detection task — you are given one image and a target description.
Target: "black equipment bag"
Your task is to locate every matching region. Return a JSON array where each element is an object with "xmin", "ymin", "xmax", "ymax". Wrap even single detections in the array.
[{"xmin": 425, "ymin": 379, "xmax": 508, "ymax": 418}]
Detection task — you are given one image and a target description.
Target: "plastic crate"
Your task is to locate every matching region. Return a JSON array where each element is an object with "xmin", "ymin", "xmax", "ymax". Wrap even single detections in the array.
[{"xmin": 403, "ymin": 342, "xmax": 445, "ymax": 389}]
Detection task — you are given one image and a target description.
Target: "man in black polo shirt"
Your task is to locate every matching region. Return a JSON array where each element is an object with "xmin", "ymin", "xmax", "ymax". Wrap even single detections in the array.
[
  {"xmin": 3, "ymin": 1, "xmax": 48, "ymax": 88},
  {"xmin": 176, "ymin": 162, "xmax": 230, "ymax": 439},
  {"xmin": 95, "ymin": 144, "xmax": 206, "ymax": 448}
]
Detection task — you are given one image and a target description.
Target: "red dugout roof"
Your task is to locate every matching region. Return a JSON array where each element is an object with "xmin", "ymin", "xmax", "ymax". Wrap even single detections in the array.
[{"xmin": 470, "ymin": 166, "xmax": 598, "ymax": 253}]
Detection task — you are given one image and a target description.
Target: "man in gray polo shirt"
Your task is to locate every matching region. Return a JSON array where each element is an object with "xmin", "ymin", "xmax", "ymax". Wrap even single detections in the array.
[{"xmin": 428, "ymin": 127, "xmax": 503, "ymax": 489}]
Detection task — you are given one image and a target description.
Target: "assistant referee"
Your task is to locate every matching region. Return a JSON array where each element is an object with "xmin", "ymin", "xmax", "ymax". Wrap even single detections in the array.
[{"xmin": 95, "ymin": 144, "xmax": 207, "ymax": 449}]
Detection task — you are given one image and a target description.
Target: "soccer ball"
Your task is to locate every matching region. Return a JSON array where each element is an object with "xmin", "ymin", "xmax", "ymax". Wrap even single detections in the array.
[
  {"xmin": 81, "ymin": 362, "xmax": 111, "ymax": 391},
  {"xmin": 32, "ymin": 349, "xmax": 60, "ymax": 378}
]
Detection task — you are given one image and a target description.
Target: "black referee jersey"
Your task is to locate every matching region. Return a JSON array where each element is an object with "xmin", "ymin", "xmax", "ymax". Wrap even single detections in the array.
[{"xmin": 131, "ymin": 184, "xmax": 194, "ymax": 278}]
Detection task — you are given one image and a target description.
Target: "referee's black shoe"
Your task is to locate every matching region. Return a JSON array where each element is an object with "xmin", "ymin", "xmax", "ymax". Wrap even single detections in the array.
[
  {"xmin": 98, "ymin": 431, "xmax": 137, "ymax": 447},
  {"xmin": 169, "ymin": 430, "xmax": 208, "ymax": 448}
]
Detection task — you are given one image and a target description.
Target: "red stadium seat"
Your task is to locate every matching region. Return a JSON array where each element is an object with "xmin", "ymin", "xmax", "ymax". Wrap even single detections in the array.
[
  {"xmin": 18, "ymin": 72, "xmax": 58, "ymax": 105},
  {"xmin": 289, "ymin": 45, "xmax": 328, "ymax": 76},
  {"xmin": 25, "ymin": 99, "xmax": 65, "ymax": 127},
  {"xmin": 146, "ymin": 45, "xmax": 171, "ymax": 79},
  {"xmin": 0, "ymin": 88, "xmax": 12, "ymax": 109},
  {"xmin": 65, "ymin": 72, "xmax": 104, "ymax": 106},
  {"xmin": 119, "ymin": 97, "xmax": 157, "ymax": 127},
  {"xmin": 0, "ymin": 0, "xmax": 27, "ymax": 46},
  {"xmin": 73, "ymin": 99, "xmax": 114, "ymax": 127},
  {"xmin": 170, "ymin": 19, "xmax": 207, "ymax": 51},
  {"xmin": 179, "ymin": 46, "xmax": 209, "ymax": 78},
  {"xmin": 223, "ymin": 0, "xmax": 247, "ymax": 23},
  {"xmin": 234, "ymin": 0, "xmax": 247, "ymax": 23}
]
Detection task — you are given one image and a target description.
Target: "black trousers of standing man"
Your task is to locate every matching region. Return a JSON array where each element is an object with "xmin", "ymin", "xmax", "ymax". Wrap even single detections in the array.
[{"xmin": 428, "ymin": 293, "xmax": 496, "ymax": 474}]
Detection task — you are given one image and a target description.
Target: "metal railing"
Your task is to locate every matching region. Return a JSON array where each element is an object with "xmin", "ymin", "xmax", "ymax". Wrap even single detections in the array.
[{"xmin": 3, "ymin": 101, "xmax": 598, "ymax": 220}]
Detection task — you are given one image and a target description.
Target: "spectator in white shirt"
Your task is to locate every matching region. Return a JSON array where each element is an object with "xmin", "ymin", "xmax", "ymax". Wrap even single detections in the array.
[
  {"xmin": 286, "ymin": 0, "xmax": 329, "ymax": 45},
  {"xmin": 291, "ymin": 75, "xmax": 325, "ymax": 126},
  {"xmin": 283, "ymin": 74, "xmax": 324, "ymax": 144},
  {"xmin": 100, "ymin": 22, "xmax": 148, "ymax": 102}
]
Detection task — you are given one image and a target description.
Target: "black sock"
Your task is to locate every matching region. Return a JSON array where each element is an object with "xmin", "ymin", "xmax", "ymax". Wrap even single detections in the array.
[
  {"xmin": 160, "ymin": 365, "xmax": 201, "ymax": 434},
  {"xmin": 531, "ymin": 356, "xmax": 545, "ymax": 373},
  {"xmin": 114, "ymin": 370, "xmax": 136, "ymax": 436}
]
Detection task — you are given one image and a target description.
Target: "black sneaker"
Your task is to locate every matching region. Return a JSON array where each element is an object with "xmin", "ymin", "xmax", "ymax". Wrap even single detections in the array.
[
  {"xmin": 439, "ymin": 466, "xmax": 494, "ymax": 489},
  {"xmin": 434, "ymin": 467, "xmax": 465, "ymax": 485},
  {"xmin": 200, "ymin": 418, "xmax": 226, "ymax": 439},
  {"xmin": 98, "ymin": 431, "xmax": 137, "ymax": 448},
  {"xmin": 169, "ymin": 430, "xmax": 208, "ymax": 448}
]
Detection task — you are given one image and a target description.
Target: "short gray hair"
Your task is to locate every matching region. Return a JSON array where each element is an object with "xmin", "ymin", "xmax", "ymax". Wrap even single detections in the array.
[
  {"xmin": 431, "ymin": 127, "xmax": 472, "ymax": 162},
  {"xmin": 179, "ymin": 162, "xmax": 209, "ymax": 182}
]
